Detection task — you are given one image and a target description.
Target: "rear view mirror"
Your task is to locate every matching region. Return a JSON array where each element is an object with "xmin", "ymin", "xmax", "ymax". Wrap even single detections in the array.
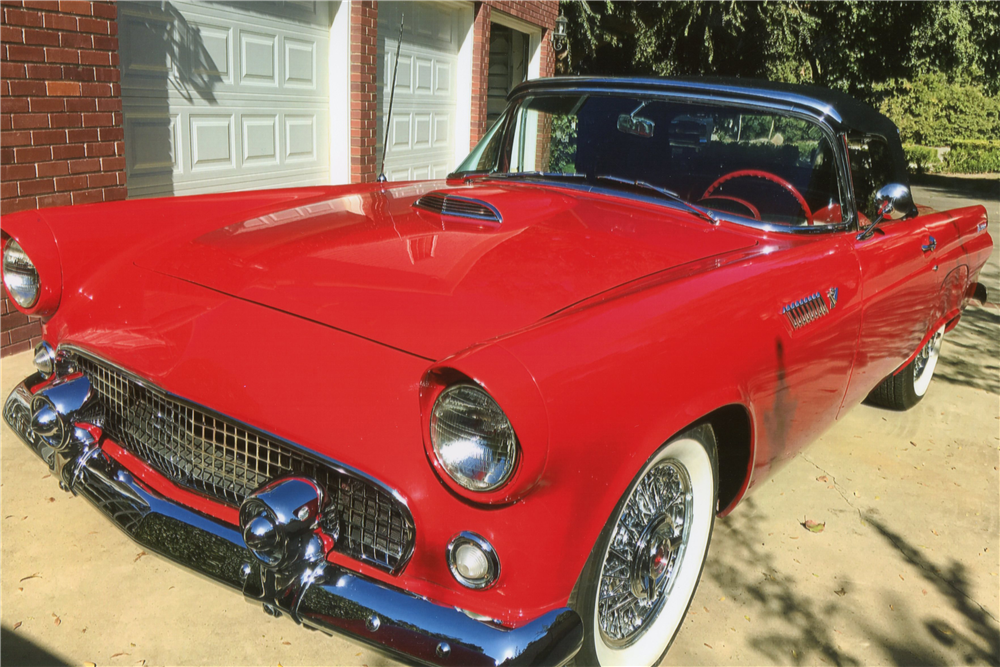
[{"xmin": 618, "ymin": 114, "xmax": 654, "ymax": 138}]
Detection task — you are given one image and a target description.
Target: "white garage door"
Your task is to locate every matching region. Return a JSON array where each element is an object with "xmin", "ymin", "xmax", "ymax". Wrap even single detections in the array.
[
  {"xmin": 119, "ymin": 1, "xmax": 332, "ymax": 198},
  {"xmin": 378, "ymin": 2, "xmax": 462, "ymax": 182}
]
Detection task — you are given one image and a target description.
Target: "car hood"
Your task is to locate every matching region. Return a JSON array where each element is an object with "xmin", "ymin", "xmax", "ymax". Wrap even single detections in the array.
[{"xmin": 137, "ymin": 180, "xmax": 757, "ymax": 360}]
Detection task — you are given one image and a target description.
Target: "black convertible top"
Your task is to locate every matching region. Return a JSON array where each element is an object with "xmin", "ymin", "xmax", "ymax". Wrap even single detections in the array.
[{"xmin": 512, "ymin": 76, "xmax": 909, "ymax": 185}]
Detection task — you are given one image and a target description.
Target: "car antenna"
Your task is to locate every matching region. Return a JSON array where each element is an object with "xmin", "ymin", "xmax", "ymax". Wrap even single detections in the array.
[{"xmin": 377, "ymin": 14, "xmax": 404, "ymax": 184}]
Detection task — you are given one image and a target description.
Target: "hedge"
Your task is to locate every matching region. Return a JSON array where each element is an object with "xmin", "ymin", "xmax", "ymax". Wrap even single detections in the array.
[
  {"xmin": 903, "ymin": 145, "xmax": 939, "ymax": 174},
  {"xmin": 946, "ymin": 140, "xmax": 1000, "ymax": 174}
]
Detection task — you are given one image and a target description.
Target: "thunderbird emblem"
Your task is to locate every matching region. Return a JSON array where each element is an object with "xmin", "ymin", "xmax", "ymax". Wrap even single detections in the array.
[{"xmin": 827, "ymin": 287, "xmax": 839, "ymax": 310}]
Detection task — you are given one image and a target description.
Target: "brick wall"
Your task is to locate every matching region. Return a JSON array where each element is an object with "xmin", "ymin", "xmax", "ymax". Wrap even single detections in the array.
[
  {"xmin": 350, "ymin": 0, "xmax": 378, "ymax": 184},
  {"xmin": 1, "ymin": 0, "xmax": 125, "ymax": 356},
  {"xmin": 471, "ymin": 1, "xmax": 559, "ymax": 146}
]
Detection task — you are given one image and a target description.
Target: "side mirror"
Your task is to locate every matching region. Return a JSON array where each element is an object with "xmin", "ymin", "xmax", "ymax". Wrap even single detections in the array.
[{"xmin": 857, "ymin": 183, "xmax": 914, "ymax": 240}]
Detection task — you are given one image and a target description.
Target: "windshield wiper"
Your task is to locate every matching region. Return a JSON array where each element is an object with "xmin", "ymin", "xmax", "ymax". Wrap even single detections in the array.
[
  {"xmin": 484, "ymin": 171, "xmax": 588, "ymax": 181},
  {"xmin": 592, "ymin": 175, "xmax": 719, "ymax": 225}
]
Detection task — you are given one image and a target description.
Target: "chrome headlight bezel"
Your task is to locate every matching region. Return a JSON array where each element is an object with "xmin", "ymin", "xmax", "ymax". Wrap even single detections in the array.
[
  {"xmin": 429, "ymin": 384, "xmax": 519, "ymax": 492},
  {"xmin": 3, "ymin": 238, "xmax": 41, "ymax": 309}
]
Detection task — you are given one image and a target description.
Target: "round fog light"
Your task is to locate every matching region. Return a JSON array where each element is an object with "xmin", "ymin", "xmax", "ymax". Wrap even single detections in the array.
[{"xmin": 447, "ymin": 532, "xmax": 500, "ymax": 589}]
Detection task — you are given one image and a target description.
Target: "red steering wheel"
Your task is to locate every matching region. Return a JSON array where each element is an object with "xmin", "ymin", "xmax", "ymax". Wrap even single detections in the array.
[{"xmin": 701, "ymin": 169, "xmax": 814, "ymax": 226}]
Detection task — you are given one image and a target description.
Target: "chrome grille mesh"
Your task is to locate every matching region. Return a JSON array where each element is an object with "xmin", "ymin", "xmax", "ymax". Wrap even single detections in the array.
[{"xmin": 71, "ymin": 352, "xmax": 414, "ymax": 573}]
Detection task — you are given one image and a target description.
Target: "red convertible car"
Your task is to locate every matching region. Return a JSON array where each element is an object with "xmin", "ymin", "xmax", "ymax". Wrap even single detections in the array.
[{"xmin": 2, "ymin": 77, "xmax": 992, "ymax": 666}]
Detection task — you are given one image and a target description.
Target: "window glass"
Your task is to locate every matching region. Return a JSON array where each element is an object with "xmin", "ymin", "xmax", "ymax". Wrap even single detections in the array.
[
  {"xmin": 848, "ymin": 136, "xmax": 894, "ymax": 222},
  {"xmin": 458, "ymin": 94, "xmax": 847, "ymax": 228}
]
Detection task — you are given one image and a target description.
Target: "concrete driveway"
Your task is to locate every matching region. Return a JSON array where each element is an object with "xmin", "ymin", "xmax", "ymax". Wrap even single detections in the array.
[{"xmin": 2, "ymin": 175, "xmax": 997, "ymax": 667}]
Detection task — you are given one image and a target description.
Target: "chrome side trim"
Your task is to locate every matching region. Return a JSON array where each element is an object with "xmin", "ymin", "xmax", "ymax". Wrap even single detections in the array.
[
  {"xmin": 4, "ymin": 376, "xmax": 583, "ymax": 667},
  {"xmin": 782, "ymin": 292, "xmax": 831, "ymax": 329}
]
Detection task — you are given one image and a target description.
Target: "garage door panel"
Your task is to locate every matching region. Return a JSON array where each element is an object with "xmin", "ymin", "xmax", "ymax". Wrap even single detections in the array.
[{"xmin": 120, "ymin": 0, "xmax": 332, "ymax": 197}]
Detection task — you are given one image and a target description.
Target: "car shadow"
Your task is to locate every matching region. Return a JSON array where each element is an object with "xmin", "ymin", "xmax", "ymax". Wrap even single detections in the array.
[
  {"xmin": 910, "ymin": 174, "xmax": 1000, "ymax": 204},
  {"xmin": 0, "ymin": 627, "xmax": 72, "ymax": 666},
  {"xmin": 702, "ymin": 498, "xmax": 1000, "ymax": 666}
]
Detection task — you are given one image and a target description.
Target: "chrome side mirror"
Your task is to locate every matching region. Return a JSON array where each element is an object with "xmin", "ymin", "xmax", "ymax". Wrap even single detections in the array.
[{"xmin": 858, "ymin": 183, "xmax": 913, "ymax": 240}]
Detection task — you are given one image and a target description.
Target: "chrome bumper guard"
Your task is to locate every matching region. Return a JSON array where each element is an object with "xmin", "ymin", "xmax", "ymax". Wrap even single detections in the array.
[{"xmin": 4, "ymin": 375, "xmax": 582, "ymax": 667}]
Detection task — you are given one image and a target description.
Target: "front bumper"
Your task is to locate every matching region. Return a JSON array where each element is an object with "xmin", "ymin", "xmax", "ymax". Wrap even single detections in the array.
[{"xmin": 4, "ymin": 374, "xmax": 582, "ymax": 666}]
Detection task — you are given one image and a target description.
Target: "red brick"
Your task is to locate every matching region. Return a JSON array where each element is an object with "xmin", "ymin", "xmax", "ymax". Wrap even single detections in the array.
[
  {"xmin": 66, "ymin": 127, "xmax": 98, "ymax": 142},
  {"xmin": 79, "ymin": 49, "xmax": 109, "ymax": 66},
  {"xmin": 98, "ymin": 126, "xmax": 123, "ymax": 143},
  {"xmin": 35, "ymin": 192, "xmax": 72, "ymax": 207},
  {"xmin": 77, "ymin": 17, "xmax": 108, "ymax": 34},
  {"xmin": 58, "ymin": 31, "xmax": 92, "ymax": 48},
  {"xmin": 2, "ymin": 338, "xmax": 35, "ymax": 356},
  {"xmin": 0, "ymin": 181, "xmax": 19, "ymax": 199},
  {"xmin": 103, "ymin": 184, "xmax": 126, "ymax": 201},
  {"xmin": 48, "ymin": 113, "xmax": 82, "ymax": 128},
  {"xmin": 71, "ymin": 188, "xmax": 103, "ymax": 204},
  {"xmin": 1, "ymin": 164, "xmax": 36, "ymax": 180},
  {"xmin": 67, "ymin": 157, "xmax": 98, "ymax": 173},
  {"xmin": 13, "ymin": 146, "xmax": 50, "ymax": 162},
  {"xmin": 22, "ymin": 1, "xmax": 61, "ymax": 10},
  {"xmin": 86, "ymin": 171, "xmax": 115, "ymax": 187},
  {"xmin": 99, "ymin": 155, "xmax": 122, "ymax": 170},
  {"xmin": 6, "ymin": 44, "xmax": 45, "ymax": 61},
  {"xmin": 0, "ymin": 197, "xmax": 38, "ymax": 216},
  {"xmin": 18, "ymin": 178, "xmax": 54, "ymax": 196},
  {"xmin": 11, "ymin": 114, "xmax": 48, "ymax": 129},
  {"xmin": 0, "ymin": 115, "xmax": 9, "ymax": 131},
  {"xmin": 80, "ymin": 82, "xmax": 110, "ymax": 97},
  {"xmin": 51, "ymin": 143, "xmax": 83, "ymax": 159},
  {"xmin": 91, "ymin": 1, "xmax": 115, "ymax": 19},
  {"xmin": 42, "ymin": 12, "xmax": 76, "ymax": 31},
  {"xmin": 46, "ymin": 81, "xmax": 81, "ymax": 96},
  {"xmin": 64, "ymin": 97, "xmax": 96, "ymax": 112},
  {"xmin": 1, "ymin": 25, "xmax": 24, "ymax": 43},
  {"xmin": 83, "ymin": 141, "xmax": 113, "ymax": 156},
  {"xmin": 9, "ymin": 320, "xmax": 43, "ymax": 343},
  {"xmin": 24, "ymin": 63, "xmax": 61, "ymax": 78},
  {"xmin": 91, "ymin": 34, "xmax": 115, "ymax": 50},
  {"xmin": 30, "ymin": 129, "xmax": 65, "ymax": 144},
  {"xmin": 43, "ymin": 46, "xmax": 79, "ymax": 63},
  {"xmin": 81, "ymin": 112, "xmax": 112, "ymax": 127},
  {"xmin": 2, "ymin": 310, "xmax": 30, "ymax": 332},
  {"xmin": 3, "ymin": 8, "xmax": 43, "ymax": 27},
  {"xmin": 58, "ymin": 0, "xmax": 92, "ymax": 15},
  {"xmin": 93, "ymin": 66, "xmax": 117, "ymax": 82},
  {"xmin": 27, "ymin": 96, "xmax": 63, "ymax": 112},
  {"xmin": 35, "ymin": 160, "xmax": 68, "ymax": 176},
  {"xmin": 1, "ymin": 97, "xmax": 30, "ymax": 113},
  {"xmin": 62, "ymin": 65, "xmax": 95, "ymax": 81},
  {"xmin": 54, "ymin": 174, "xmax": 87, "ymax": 189},
  {"xmin": 95, "ymin": 97, "xmax": 120, "ymax": 111},
  {"xmin": 22, "ymin": 27, "xmax": 59, "ymax": 45},
  {"xmin": 10, "ymin": 80, "xmax": 45, "ymax": 98}
]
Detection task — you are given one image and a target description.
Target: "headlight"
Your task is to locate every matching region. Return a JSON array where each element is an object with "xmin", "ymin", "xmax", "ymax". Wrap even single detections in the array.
[
  {"xmin": 430, "ymin": 384, "xmax": 518, "ymax": 491},
  {"xmin": 3, "ymin": 239, "xmax": 40, "ymax": 308}
]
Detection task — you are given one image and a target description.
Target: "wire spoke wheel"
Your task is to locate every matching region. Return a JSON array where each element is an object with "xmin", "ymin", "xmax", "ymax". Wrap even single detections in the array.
[{"xmin": 598, "ymin": 460, "xmax": 692, "ymax": 647}]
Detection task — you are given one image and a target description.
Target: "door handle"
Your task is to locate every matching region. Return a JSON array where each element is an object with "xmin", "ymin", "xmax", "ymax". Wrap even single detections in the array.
[{"xmin": 922, "ymin": 236, "xmax": 937, "ymax": 253}]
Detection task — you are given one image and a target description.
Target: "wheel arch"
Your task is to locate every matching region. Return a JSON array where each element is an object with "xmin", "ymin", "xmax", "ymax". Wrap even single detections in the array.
[{"xmin": 689, "ymin": 403, "xmax": 754, "ymax": 516}]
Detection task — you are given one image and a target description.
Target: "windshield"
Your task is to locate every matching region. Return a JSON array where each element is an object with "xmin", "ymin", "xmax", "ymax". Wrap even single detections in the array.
[{"xmin": 456, "ymin": 94, "xmax": 848, "ymax": 228}]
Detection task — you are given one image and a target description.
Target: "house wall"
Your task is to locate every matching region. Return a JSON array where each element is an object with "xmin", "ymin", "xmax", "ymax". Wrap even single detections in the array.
[{"xmin": 1, "ymin": 0, "xmax": 125, "ymax": 356}]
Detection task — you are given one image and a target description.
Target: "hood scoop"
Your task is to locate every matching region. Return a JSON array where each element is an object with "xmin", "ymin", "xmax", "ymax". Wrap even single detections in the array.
[{"xmin": 413, "ymin": 192, "xmax": 502, "ymax": 224}]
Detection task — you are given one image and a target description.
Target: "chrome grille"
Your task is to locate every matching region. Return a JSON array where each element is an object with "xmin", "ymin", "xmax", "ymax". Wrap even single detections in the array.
[
  {"xmin": 414, "ymin": 192, "xmax": 502, "ymax": 223},
  {"xmin": 70, "ymin": 351, "xmax": 415, "ymax": 573},
  {"xmin": 782, "ymin": 292, "xmax": 830, "ymax": 329}
]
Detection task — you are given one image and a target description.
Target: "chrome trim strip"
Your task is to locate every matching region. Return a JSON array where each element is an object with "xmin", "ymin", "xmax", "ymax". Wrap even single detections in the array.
[
  {"xmin": 56, "ymin": 343, "xmax": 416, "ymax": 574},
  {"xmin": 3, "ymin": 377, "xmax": 583, "ymax": 667}
]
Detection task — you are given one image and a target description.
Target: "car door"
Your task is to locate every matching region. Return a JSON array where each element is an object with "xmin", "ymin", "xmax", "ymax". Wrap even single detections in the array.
[{"xmin": 840, "ymin": 136, "xmax": 938, "ymax": 412}]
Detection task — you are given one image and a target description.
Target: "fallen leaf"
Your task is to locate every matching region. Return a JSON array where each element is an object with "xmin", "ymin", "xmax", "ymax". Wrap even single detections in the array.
[
  {"xmin": 922, "ymin": 589, "xmax": 928, "ymax": 595},
  {"xmin": 816, "ymin": 475, "xmax": 828, "ymax": 483},
  {"xmin": 47, "ymin": 497, "xmax": 55, "ymax": 503},
  {"xmin": 703, "ymin": 606, "xmax": 709, "ymax": 613},
  {"xmin": 111, "ymin": 652, "xmax": 130, "ymax": 658},
  {"xmin": 18, "ymin": 587, "xmax": 23, "ymax": 592},
  {"xmin": 13, "ymin": 622, "xmax": 21, "ymax": 630},
  {"xmin": 53, "ymin": 615, "xmax": 61, "ymax": 626},
  {"xmin": 834, "ymin": 588, "xmax": 846, "ymax": 596},
  {"xmin": 889, "ymin": 604, "xmax": 894, "ymax": 611},
  {"xmin": 744, "ymin": 615, "xmax": 751, "ymax": 622},
  {"xmin": 802, "ymin": 519, "xmax": 826, "ymax": 533},
  {"xmin": 704, "ymin": 643, "xmax": 713, "ymax": 649},
  {"xmin": 20, "ymin": 573, "xmax": 41, "ymax": 582},
  {"xmin": 84, "ymin": 663, "xmax": 96, "ymax": 667},
  {"xmin": 134, "ymin": 551, "xmax": 147, "ymax": 562},
  {"xmin": 910, "ymin": 441, "xmax": 917, "ymax": 446},
  {"xmin": 282, "ymin": 641, "xmax": 291, "ymax": 646}
]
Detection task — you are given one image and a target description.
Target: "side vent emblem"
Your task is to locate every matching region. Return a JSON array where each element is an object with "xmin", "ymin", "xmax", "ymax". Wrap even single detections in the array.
[
  {"xmin": 782, "ymin": 292, "xmax": 830, "ymax": 329},
  {"xmin": 827, "ymin": 287, "xmax": 839, "ymax": 310},
  {"xmin": 413, "ymin": 192, "xmax": 502, "ymax": 224}
]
